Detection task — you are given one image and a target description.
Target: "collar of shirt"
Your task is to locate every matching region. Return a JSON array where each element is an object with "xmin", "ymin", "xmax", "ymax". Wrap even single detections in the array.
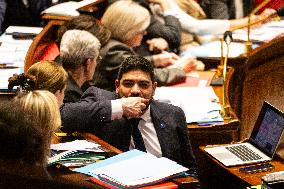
[{"xmin": 140, "ymin": 105, "xmax": 151, "ymax": 122}]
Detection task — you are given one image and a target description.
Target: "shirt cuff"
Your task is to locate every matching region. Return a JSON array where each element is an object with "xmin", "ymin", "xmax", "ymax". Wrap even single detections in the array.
[
  {"xmin": 111, "ymin": 99, "xmax": 123, "ymax": 120},
  {"xmin": 163, "ymin": 10, "xmax": 177, "ymax": 17}
]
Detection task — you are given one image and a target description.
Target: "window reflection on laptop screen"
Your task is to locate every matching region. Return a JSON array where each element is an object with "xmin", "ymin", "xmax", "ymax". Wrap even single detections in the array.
[{"xmin": 250, "ymin": 102, "xmax": 284, "ymax": 156}]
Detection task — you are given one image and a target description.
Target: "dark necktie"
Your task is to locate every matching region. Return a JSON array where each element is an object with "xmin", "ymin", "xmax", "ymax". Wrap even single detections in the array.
[{"xmin": 130, "ymin": 118, "xmax": 146, "ymax": 152}]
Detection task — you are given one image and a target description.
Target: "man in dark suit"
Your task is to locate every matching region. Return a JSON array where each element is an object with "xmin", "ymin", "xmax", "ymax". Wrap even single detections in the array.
[{"xmin": 61, "ymin": 56, "xmax": 198, "ymax": 178}]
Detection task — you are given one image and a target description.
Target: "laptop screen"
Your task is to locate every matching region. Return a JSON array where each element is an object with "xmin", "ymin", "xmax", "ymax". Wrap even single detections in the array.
[{"xmin": 250, "ymin": 102, "xmax": 284, "ymax": 157}]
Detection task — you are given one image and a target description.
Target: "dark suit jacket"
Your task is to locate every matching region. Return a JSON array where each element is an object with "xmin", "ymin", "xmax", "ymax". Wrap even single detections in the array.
[
  {"xmin": 60, "ymin": 87, "xmax": 198, "ymax": 177},
  {"xmin": 200, "ymin": 0, "xmax": 253, "ymax": 19},
  {"xmin": 93, "ymin": 39, "xmax": 186, "ymax": 91},
  {"xmin": 64, "ymin": 74, "xmax": 83, "ymax": 103}
]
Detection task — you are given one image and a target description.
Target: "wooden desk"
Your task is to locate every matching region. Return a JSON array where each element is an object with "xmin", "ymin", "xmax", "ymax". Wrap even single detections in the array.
[{"xmin": 198, "ymin": 146, "xmax": 284, "ymax": 189}]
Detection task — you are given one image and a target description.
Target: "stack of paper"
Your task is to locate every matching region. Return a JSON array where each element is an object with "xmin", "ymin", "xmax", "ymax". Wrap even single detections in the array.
[
  {"xmin": 0, "ymin": 26, "xmax": 42, "ymax": 91},
  {"xmin": 49, "ymin": 140, "xmax": 105, "ymax": 167},
  {"xmin": 41, "ymin": 0, "xmax": 98, "ymax": 16},
  {"xmin": 75, "ymin": 150, "xmax": 188, "ymax": 188},
  {"xmin": 154, "ymin": 87, "xmax": 223, "ymax": 123},
  {"xmin": 233, "ymin": 20, "xmax": 284, "ymax": 43}
]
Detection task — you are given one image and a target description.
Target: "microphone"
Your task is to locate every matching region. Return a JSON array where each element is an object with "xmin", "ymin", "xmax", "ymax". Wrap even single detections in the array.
[
  {"xmin": 224, "ymin": 31, "xmax": 233, "ymax": 45},
  {"xmin": 220, "ymin": 31, "xmax": 232, "ymax": 120}
]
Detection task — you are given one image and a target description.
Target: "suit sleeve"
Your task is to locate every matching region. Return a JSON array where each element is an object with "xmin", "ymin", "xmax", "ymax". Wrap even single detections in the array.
[
  {"xmin": 154, "ymin": 67, "xmax": 186, "ymax": 86},
  {"xmin": 175, "ymin": 107, "xmax": 199, "ymax": 178},
  {"xmin": 146, "ymin": 15, "xmax": 181, "ymax": 53},
  {"xmin": 60, "ymin": 87, "xmax": 113, "ymax": 132}
]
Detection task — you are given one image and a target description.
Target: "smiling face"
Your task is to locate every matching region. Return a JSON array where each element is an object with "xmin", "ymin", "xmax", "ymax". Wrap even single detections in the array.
[{"xmin": 115, "ymin": 70, "xmax": 157, "ymax": 100}]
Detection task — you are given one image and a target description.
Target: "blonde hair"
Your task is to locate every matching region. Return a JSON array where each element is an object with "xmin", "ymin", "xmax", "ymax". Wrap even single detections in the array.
[
  {"xmin": 10, "ymin": 90, "xmax": 61, "ymax": 165},
  {"xmin": 101, "ymin": 0, "xmax": 150, "ymax": 43},
  {"xmin": 14, "ymin": 90, "xmax": 61, "ymax": 132},
  {"xmin": 28, "ymin": 60, "xmax": 67, "ymax": 94}
]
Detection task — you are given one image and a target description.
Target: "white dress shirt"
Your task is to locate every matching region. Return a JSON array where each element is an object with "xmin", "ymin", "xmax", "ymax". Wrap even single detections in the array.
[
  {"xmin": 163, "ymin": 0, "xmax": 230, "ymax": 35},
  {"xmin": 129, "ymin": 106, "xmax": 162, "ymax": 157}
]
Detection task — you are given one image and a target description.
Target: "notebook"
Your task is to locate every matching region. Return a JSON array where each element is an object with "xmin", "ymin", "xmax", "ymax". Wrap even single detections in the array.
[{"xmin": 205, "ymin": 101, "xmax": 284, "ymax": 166}]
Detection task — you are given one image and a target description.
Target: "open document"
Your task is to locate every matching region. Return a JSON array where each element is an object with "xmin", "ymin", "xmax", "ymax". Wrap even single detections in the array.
[
  {"xmin": 154, "ymin": 87, "xmax": 223, "ymax": 123},
  {"xmin": 75, "ymin": 149, "xmax": 188, "ymax": 188},
  {"xmin": 48, "ymin": 140, "xmax": 105, "ymax": 167}
]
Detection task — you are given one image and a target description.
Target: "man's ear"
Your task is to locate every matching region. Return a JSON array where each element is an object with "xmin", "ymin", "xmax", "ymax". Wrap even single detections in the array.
[
  {"xmin": 152, "ymin": 81, "xmax": 157, "ymax": 95},
  {"xmin": 115, "ymin": 79, "xmax": 120, "ymax": 93}
]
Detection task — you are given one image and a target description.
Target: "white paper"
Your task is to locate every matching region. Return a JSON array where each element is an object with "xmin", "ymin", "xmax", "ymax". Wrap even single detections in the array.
[
  {"xmin": 0, "ymin": 68, "xmax": 23, "ymax": 90},
  {"xmin": 51, "ymin": 140, "xmax": 103, "ymax": 152},
  {"xmin": 90, "ymin": 152, "xmax": 187, "ymax": 187},
  {"xmin": 5, "ymin": 26, "xmax": 42, "ymax": 34},
  {"xmin": 154, "ymin": 87, "xmax": 223, "ymax": 123},
  {"xmin": 41, "ymin": 0, "xmax": 98, "ymax": 16}
]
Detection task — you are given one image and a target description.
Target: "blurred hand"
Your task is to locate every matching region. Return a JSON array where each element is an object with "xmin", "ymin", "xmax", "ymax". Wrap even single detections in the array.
[
  {"xmin": 153, "ymin": 52, "xmax": 179, "ymax": 67},
  {"xmin": 147, "ymin": 38, "xmax": 169, "ymax": 53},
  {"xmin": 180, "ymin": 57, "xmax": 198, "ymax": 73},
  {"xmin": 121, "ymin": 97, "xmax": 149, "ymax": 118},
  {"xmin": 146, "ymin": 0, "xmax": 169, "ymax": 11},
  {"xmin": 251, "ymin": 8, "xmax": 276, "ymax": 27}
]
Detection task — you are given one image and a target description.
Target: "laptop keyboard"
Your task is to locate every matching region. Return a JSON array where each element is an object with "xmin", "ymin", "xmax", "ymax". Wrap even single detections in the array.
[{"xmin": 225, "ymin": 145, "xmax": 262, "ymax": 162}]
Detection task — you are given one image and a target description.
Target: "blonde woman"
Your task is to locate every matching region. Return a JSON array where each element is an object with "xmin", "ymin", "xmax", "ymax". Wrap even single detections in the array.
[
  {"xmin": 0, "ymin": 89, "xmax": 60, "ymax": 179},
  {"xmin": 93, "ymin": 0, "xmax": 197, "ymax": 91},
  {"xmin": 9, "ymin": 60, "xmax": 67, "ymax": 107}
]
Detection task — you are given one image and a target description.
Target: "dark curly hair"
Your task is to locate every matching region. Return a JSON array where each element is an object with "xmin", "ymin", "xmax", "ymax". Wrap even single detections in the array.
[
  {"xmin": 57, "ymin": 15, "xmax": 111, "ymax": 46},
  {"xmin": 8, "ymin": 73, "xmax": 36, "ymax": 93},
  {"xmin": 117, "ymin": 55, "xmax": 156, "ymax": 82}
]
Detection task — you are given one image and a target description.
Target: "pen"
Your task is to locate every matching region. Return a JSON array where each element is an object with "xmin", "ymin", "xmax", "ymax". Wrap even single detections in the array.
[{"xmin": 198, "ymin": 121, "xmax": 224, "ymax": 126}]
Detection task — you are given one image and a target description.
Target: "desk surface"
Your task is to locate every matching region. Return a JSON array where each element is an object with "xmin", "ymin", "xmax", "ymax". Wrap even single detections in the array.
[{"xmin": 199, "ymin": 146, "xmax": 284, "ymax": 189}]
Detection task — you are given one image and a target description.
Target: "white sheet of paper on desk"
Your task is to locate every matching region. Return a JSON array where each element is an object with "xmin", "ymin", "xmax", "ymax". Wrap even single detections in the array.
[
  {"xmin": 50, "ymin": 140, "xmax": 103, "ymax": 152},
  {"xmin": 154, "ymin": 87, "xmax": 223, "ymax": 123},
  {"xmin": 181, "ymin": 41, "xmax": 247, "ymax": 58},
  {"xmin": 0, "ymin": 43, "xmax": 30, "ymax": 67},
  {"xmin": 0, "ymin": 68, "xmax": 23, "ymax": 90},
  {"xmin": 0, "ymin": 33, "xmax": 34, "ymax": 45},
  {"xmin": 233, "ymin": 20, "xmax": 284, "ymax": 42},
  {"xmin": 41, "ymin": 0, "xmax": 98, "ymax": 16},
  {"xmin": 5, "ymin": 26, "xmax": 42, "ymax": 34},
  {"xmin": 88, "ymin": 150, "xmax": 187, "ymax": 188}
]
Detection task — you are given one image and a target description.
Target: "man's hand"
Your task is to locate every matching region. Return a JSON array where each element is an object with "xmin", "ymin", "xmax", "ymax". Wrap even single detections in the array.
[
  {"xmin": 146, "ymin": 0, "xmax": 169, "ymax": 11},
  {"xmin": 147, "ymin": 38, "xmax": 169, "ymax": 53},
  {"xmin": 153, "ymin": 52, "xmax": 179, "ymax": 67},
  {"xmin": 121, "ymin": 97, "xmax": 149, "ymax": 118}
]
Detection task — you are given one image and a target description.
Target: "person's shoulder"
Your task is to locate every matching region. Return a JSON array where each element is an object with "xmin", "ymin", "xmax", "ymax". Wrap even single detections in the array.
[{"xmin": 84, "ymin": 86, "xmax": 116, "ymax": 99}]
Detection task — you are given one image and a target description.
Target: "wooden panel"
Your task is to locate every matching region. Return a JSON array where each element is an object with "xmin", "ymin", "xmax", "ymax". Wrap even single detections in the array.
[
  {"xmin": 240, "ymin": 36, "xmax": 284, "ymax": 139},
  {"xmin": 24, "ymin": 20, "xmax": 64, "ymax": 73}
]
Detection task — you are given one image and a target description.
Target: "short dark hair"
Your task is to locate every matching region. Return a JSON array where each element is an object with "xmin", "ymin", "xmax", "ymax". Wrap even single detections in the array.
[
  {"xmin": 117, "ymin": 56, "xmax": 155, "ymax": 82},
  {"xmin": 57, "ymin": 15, "xmax": 111, "ymax": 46}
]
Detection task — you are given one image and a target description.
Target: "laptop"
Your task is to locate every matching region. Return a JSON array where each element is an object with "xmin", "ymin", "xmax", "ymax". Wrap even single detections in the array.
[{"xmin": 204, "ymin": 101, "xmax": 284, "ymax": 166}]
